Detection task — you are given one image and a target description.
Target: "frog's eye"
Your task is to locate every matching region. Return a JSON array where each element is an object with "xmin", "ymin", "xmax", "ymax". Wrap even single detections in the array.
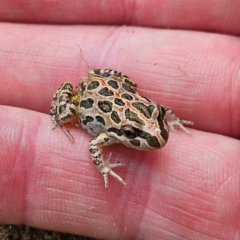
[
  {"xmin": 121, "ymin": 125, "xmax": 136, "ymax": 139},
  {"xmin": 71, "ymin": 100, "xmax": 79, "ymax": 106}
]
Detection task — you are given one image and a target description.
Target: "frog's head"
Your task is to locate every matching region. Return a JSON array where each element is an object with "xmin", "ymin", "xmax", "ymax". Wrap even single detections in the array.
[{"xmin": 107, "ymin": 104, "xmax": 169, "ymax": 150}]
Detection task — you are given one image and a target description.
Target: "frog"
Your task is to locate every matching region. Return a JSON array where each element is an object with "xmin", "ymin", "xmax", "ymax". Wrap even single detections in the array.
[{"xmin": 50, "ymin": 68, "xmax": 193, "ymax": 187}]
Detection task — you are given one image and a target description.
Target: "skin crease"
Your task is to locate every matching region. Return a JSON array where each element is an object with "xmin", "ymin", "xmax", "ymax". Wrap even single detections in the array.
[{"xmin": 0, "ymin": 1, "xmax": 240, "ymax": 239}]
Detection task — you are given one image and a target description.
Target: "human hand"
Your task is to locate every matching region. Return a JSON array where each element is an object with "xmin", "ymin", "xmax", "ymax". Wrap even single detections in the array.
[{"xmin": 0, "ymin": 1, "xmax": 240, "ymax": 239}]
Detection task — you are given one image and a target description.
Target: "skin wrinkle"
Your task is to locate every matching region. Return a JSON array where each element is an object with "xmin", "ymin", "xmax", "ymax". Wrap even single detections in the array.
[
  {"xmin": 148, "ymin": 193, "xmax": 217, "ymax": 225},
  {"xmin": 156, "ymin": 182, "xmax": 216, "ymax": 208},
  {"xmin": 24, "ymin": 113, "xmax": 44, "ymax": 225},
  {"xmin": 13, "ymin": 112, "xmax": 28, "ymax": 224},
  {"xmin": 141, "ymin": 211, "xmax": 215, "ymax": 240},
  {"xmin": 157, "ymin": 195, "xmax": 235, "ymax": 236},
  {"xmin": 229, "ymin": 56, "xmax": 240, "ymax": 135},
  {"xmin": 212, "ymin": 167, "xmax": 240, "ymax": 197},
  {"xmin": 165, "ymin": 204, "xmax": 221, "ymax": 225},
  {"xmin": 44, "ymin": 186, "xmax": 109, "ymax": 207},
  {"xmin": 97, "ymin": 27, "xmax": 126, "ymax": 69},
  {"xmin": 145, "ymin": 209, "xmax": 221, "ymax": 240},
  {"xmin": 108, "ymin": 159, "xmax": 148, "ymax": 238}
]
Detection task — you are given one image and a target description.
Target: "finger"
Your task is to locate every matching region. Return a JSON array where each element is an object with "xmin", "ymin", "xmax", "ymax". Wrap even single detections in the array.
[
  {"xmin": 0, "ymin": 23, "xmax": 239, "ymax": 137},
  {"xmin": 1, "ymin": 105, "xmax": 240, "ymax": 239},
  {"xmin": 0, "ymin": 1, "xmax": 239, "ymax": 34}
]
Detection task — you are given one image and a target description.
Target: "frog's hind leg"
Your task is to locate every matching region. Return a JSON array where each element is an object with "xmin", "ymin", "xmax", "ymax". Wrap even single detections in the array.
[
  {"xmin": 161, "ymin": 106, "xmax": 194, "ymax": 135},
  {"xmin": 50, "ymin": 82, "xmax": 80, "ymax": 141}
]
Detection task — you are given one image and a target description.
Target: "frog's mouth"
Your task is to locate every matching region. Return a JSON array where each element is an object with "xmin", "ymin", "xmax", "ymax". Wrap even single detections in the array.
[
  {"xmin": 156, "ymin": 104, "xmax": 169, "ymax": 143},
  {"xmin": 121, "ymin": 124, "xmax": 161, "ymax": 149}
]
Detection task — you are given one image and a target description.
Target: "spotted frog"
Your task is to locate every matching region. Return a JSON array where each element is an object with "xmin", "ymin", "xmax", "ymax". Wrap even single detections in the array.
[{"xmin": 50, "ymin": 69, "xmax": 193, "ymax": 187}]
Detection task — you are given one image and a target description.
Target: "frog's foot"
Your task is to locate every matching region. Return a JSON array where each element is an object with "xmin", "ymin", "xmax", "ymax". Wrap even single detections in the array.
[
  {"xmin": 50, "ymin": 82, "xmax": 80, "ymax": 141},
  {"xmin": 100, "ymin": 153, "xmax": 126, "ymax": 188},
  {"xmin": 168, "ymin": 119, "xmax": 194, "ymax": 135},
  {"xmin": 163, "ymin": 106, "xmax": 194, "ymax": 135},
  {"xmin": 59, "ymin": 124, "xmax": 75, "ymax": 142}
]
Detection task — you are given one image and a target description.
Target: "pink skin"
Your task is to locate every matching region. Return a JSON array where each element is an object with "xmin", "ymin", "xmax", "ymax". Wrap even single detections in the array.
[{"xmin": 0, "ymin": 1, "xmax": 240, "ymax": 239}]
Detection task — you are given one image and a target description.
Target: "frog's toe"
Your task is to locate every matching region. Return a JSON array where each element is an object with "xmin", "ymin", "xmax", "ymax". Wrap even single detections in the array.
[{"xmin": 101, "ymin": 165, "xmax": 126, "ymax": 188}]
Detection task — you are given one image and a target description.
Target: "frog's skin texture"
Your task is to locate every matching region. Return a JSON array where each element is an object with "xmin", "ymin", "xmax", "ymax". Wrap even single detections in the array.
[{"xmin": 50, "ymin": 69, "xmax": 193, "ymax": 188}]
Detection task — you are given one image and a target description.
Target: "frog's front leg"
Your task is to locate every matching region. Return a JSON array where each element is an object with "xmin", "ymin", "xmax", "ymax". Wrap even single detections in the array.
[
  {"xmin": 89, "ymin": 133, "xmax": 126, "ymax": 188},
  {"xmin": 162, "ymin": 106, "xmax": 194, "ymax": 135},
  {"xmin": 50, "ymin": 82, "xmax": 80, "ymax": 141}
]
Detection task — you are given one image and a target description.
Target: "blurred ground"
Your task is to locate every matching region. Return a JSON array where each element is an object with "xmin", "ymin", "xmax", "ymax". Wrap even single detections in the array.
[{"xmin": 0, "ymin": 224, "xmax": 98, "ymax": 240}]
